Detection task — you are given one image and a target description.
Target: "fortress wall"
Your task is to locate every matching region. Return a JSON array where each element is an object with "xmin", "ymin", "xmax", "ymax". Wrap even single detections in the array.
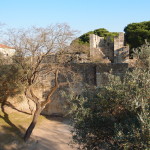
[
  {"xmin": 114, "ymin": 32, "xmax": 125, "ymax": 51},
  {"xmin": 90, "ymin": 34, "xmax": 105, "ymax": 61},
  {"xmin": 8, "ymin": 62, "xmax": 128, "ymax": 116},
  {"xmin": 89, "ymin": 32, "xmax": 129, "ymax": 63},
  {"xmin": 96, "ymin": 63, "xmax": 128, "ymax": 86},
  {"xmin": 10, "ymin": 63, "xmax": 128, "ymax": 116},
  {"xmin": 42, "ymin": 63, "xmax": 128, "ymax": 115}
]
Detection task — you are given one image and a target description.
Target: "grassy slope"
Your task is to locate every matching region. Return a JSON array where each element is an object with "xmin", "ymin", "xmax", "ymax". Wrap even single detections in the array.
[{"xmin": 0, "ymin": 107, "xmax": 45, "ymax": 149}]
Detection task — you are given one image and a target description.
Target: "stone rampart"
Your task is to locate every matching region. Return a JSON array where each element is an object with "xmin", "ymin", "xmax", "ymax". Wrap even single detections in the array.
[
  {"xmin": 8, "ymin": 63, "xmax": 128, "ymax": 116},
  {"xmin": 89, "ymin": 32, "xmax": 129, "ymax": 63},
  {"xmin": 42, "ymin": 63, "xmax": 128, "ymax": 115}
]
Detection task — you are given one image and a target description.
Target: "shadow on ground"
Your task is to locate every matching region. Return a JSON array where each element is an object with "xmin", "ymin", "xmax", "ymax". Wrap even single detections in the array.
[
  {"xmin": 43, "ymin": 115, "xmax": 71, "ymax": 125},
  {"xmin": 0, "ymin": 104, "xmax": 74, "ymax": 150},
  {"xmin": 0, "ymin": 104, "xmax": 26, "ymax": 150}
]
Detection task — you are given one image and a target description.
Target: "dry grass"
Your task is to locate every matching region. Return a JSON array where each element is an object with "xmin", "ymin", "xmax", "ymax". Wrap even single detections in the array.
[{"xmin": 0, "ymin": 106, "xmax": 45, "ymax": 149}]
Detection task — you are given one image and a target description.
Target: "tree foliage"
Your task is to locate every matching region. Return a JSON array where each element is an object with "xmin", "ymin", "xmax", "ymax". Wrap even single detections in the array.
[
  {"xmin": 0, "ymin": 64, "xmax": 24, "ymax": 105},
  {"xmin": 76, "ymin": 28, "xmax": 118, "ymax": 44},
  {"xmin": 124, "ymin": 21, "xmax": 150, "ymax": 49},
  {"xmin": 4, "ymin": 23, "xmax": 77, "ymax": 141},
  {"xmin": 69, "ymin": 43, "xmax": 150, "ymax": 150},
  {"xmin": 0, "ymin": 54, "xmax": 24, "ymax": 105}
]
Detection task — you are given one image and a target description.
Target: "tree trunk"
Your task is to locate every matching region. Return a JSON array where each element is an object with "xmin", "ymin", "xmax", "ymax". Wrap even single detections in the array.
[
  {"xmin": 1, "ymin": 97, "xmax": 7, "ymax": 112},
  {"xmin": 24, "ymin": 105, "xmax": 42, "ymax": 142},
  {"xmin": 24, "ymin": 70, "xmax": 59, "ymax": 142}
]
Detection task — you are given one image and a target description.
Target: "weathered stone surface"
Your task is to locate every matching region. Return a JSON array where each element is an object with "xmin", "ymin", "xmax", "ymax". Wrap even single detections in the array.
[
  {"xmin": 42, "ymin": 63, "xmax": 128, "ymax": 115},
  {"xmin": 96, "ymin": 63, "xmax": 128, "ymax": 86},
  {"xmin": 89, "ymin": 32, "xmax": 129, "ymax": 63},
  {"xmin": 7, "ymin": 63, "xmax": 128, "ymax": 116}
]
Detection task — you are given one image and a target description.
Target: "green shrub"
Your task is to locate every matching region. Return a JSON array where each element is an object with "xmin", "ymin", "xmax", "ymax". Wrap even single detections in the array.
[{"xmin": 69, "ymin": 43, "xmax": 150, "ymax": 150}]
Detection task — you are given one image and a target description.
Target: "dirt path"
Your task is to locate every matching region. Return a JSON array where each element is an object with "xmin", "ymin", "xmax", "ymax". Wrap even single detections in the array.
[
  {"xmin": 0, "ymin": 107, "xmax": 76, "ymax": 150},
  {"xmin": 23, "ymin": 117, "xmax": 76, "ymax": 150}
]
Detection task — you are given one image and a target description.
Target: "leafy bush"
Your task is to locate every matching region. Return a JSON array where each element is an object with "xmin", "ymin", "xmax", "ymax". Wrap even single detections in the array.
[
  {"xmin": 0, "ymin": 63, "xmax": 24, "ymax": 105},
  {"xmin": 69, "ymin": 43, "xmax": 150, "ymax": 150}
]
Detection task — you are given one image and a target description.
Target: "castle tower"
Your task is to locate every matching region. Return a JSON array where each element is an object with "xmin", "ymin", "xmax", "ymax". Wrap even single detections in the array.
[
  {"xmin": 114, "ymin": 32, "xmax": 125, "ymax": 51},
  {"xmin": 90, "ymin": 34, "xmax": 110, "ymax": 62},
  {"xmin": 89, "ymin": 33, "xmax": 129, "ymax": 63},
  {"xmin": 114, "ymin": 32, "xmax": 129, "ymax": 63}
]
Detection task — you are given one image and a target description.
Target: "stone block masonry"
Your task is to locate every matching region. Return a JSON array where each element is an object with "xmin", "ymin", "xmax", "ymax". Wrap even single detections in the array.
[
  {"xmin": 96, "ymin": 63, "xmax": 128, "ymax": 86},
  {"xmin": 114, "ymin": 32, "xmax": 124, "ymax": 51},
  {"xmin": 42, "ymin": 63, "xmax": 128, "ymax": 115},
  {"xmin": 8, "ymin": 62, "xmax": 128, "ymax": 116},
  {"xmin": 90, "ymin": 32, "xmax": 129, "ymax": 63}
]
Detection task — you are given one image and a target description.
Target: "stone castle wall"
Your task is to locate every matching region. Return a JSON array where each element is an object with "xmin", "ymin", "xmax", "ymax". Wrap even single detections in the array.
[
  {"xmin": 42, "ymin": 63, "xmax": 128, "ymax": 115},
  {"xmin": 6, "ymin": 33, "xmax": 130, "ymax": 116},
  {"xmin": 114, "ymin": 32, "xmax": 129, "ymax": 63},
  {"xmin": 96, "ymin": 63, "xmax": 128, "ymax": 86},
  {"xmin": 89, "ymin": 32, "xmax": 129, "ymax": 63},
  {"xmin": 10, "ymin": 63, "xmax": 128, "ymax": 116},
  {"xmin": 43, "ymin": 32, "xmax": 129, "ymax": 64},
  {"xmin": 90, "ymin": 34, "xmax": 106, "ymax": 61},
  {"xmin": 114, "ymin": 32, "xmax": 124, "ymax": 51}
]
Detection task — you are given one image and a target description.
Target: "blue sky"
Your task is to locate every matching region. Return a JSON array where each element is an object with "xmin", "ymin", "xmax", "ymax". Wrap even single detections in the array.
[{"xmin": 0, "ymin": 0, "xmax": 150, "ymax": 35}]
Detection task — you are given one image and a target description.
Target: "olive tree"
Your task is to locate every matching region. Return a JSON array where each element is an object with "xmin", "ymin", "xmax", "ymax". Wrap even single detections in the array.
[
  {"xmin": 5, "ymin": 24, "xmax": 77, "ymax": 141},
  {"xmin": 69, "ymin": 42, "xmax": 150, "ymax": 149},
  {"xmin": 0, "ymin": 54, "xmax": 24, "ymax": 108}
]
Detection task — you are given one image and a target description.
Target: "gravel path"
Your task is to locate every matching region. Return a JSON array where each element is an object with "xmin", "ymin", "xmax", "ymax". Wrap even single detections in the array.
[
  {"xmin": 23, "ymin": 117, "xmax": 76, "ymax": 150},
  {"xmin": 0, "ymin": 106, "xmax": 76, "ymax": 150}
]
